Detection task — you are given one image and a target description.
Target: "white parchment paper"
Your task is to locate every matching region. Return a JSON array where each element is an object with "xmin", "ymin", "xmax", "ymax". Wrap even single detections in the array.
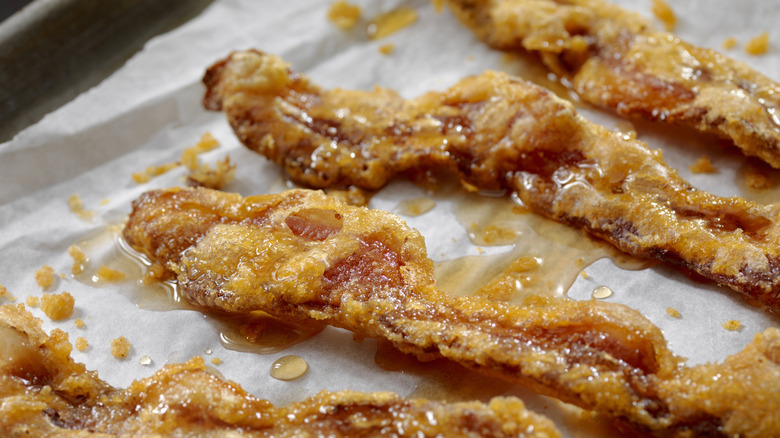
[{"xmin": 2, "ymin": 0, "xmax": 780, "ymax": 435}]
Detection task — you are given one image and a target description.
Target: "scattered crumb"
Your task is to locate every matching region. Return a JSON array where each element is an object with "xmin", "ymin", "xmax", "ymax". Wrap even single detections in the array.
[
  {"xmin": 367, "ymin": 7, "xmax": 418, "ymax": 40},
  {"xmin": 99, "ymin": 198, "xmax": 110, "ymax": 206},
  {"xmin": 480, "ymin": 225, "xmax": 518, "ymax": 245},
  {"xmin": 466, "ymin": 54, "xmax": 474, "ymax": 62},
  {"xmin": 580, "ymin": 271, "xmax": 589, "ymax": 280},
  {"xmin": 722, "ymin": 320, "xmax": 742, "ymax": 331},
  {"xmin": 75, "ymin": 318, "xmax": 85, "ymax": 329},
  {"xmin": 68, "ymin": 245, "xmax": 88, "ymax": 275},
  {"xmin": 431, "ymin": 0, "xmax": 444, "ymax": 13},
  {"xmin": 141, "ymin": 263, "xmax": 167, "ymax": 284},
  {"xmin": 59, "ymin": 273, "xmax": 66, "ymax": 279},
  {"xmin": 379, "ymin": 43, "xmax": 395, "ymax": 55},
  {"xmin": 35, "ymin": 265, "xmax": 56, "ymax": 289},
  {"xmin": 743, "ymin": 162, "xmax": 776, "ymax": 190},
  {"xmin": 614, "ymin": 121, "xmax": 637, "ymax": 141},
  {"xmin": 139, "ymin": 355, "xmax": 153, "ymax": 366},
  {"xmin": 75, "ymin": 337, "xmax": 89, "ymax": 351},
  {"xmin": 186, "ymin": 156, "xmax": 236, "ymax": 190},
  {"xmin": 324, "ymin": 186, "xmax": 371, "ymax": 206},
  {"xmin": 96, "ymin": 265, "xmax": 126, "ymax": 282},
  {"xmin": 26, "ymin": 296, "xmax": 40, "ymax": 307},
  {"xmin": 181, "ymin": 132, "xmax": 220, "ymax": 171},
  {"xmin": 131, "ymin": 171, "xmax": 151, "ymax": 184},
  {"xmin": 722, "ymin": 37, "xmax": 738, "ymax": 50},
  {"xmin": 665, "ymin": 307, "xmax": 681, "ymax": 318},
  {"xmin": 132, "ymin": 162, "xmax": 180, "ymax": 184},
  {"xmin": 327, "ymin": 1, "xmax": 361, "ymax": 30},
  {"xmin": 211, "ymin": 357, "xmax": 223, "ymax": 365},
  {"xmin": 40, "ymin": 291, "xmax": 75, "ymax": 321},
  {"xmin": 0, "ymin": 284, "xmax": 16, "ymax": 302},
  {"xmin": 111, "ymin": 336, "xmax": 131, "ymax": 359},
  {"xmin": 476, "ymin": 247, "xmax": 485, "ymax": 254},
  {"xmin": 745, "ymin": 32, "xmax": 770, "ymax": 55},
  {"xmin": 396, "ymin": 197, "xmax": 436, "ymax": 217},
  {"xmin": 67, "ymin": 194, "xmax": 95, "ymax": 220},
  {"xmin": 651, "ymin": 0, "xmax": 676, "ymax": 31},
  {"xmin": 689, "ymin": 155, "xmax": 717, "ymax": 174}
]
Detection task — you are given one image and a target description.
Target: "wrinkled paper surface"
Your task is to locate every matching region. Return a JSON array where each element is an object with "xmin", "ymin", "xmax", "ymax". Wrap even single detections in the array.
[{"xmin": 1, "ymin": 0, "xmax": 779, "ymax": 435}]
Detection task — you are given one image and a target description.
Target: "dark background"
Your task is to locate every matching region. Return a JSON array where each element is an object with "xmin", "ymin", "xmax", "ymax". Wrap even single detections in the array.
[{"xmin": 0, "ymin": 0, "xmax": 30, "ymax": 22}]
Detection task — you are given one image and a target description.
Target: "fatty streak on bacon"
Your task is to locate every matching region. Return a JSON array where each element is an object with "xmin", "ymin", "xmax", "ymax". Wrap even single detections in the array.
[
  {"xmin": 202, "ymin": 49, "xmax": 780, "ymax": 311},
  {"xmin": 444, "ymin": 0, "xmax": 780, "ymax": 168},
  {"xmin": 124, "ymin": 187, "xmax": 780, "ymax": 437},
  {"xmin": 0, "ymin": 304, "xmax": 559, "ymax": 437}
]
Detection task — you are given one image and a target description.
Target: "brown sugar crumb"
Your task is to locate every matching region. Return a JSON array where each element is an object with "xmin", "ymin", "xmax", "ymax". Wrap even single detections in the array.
[
  {"xmin": 67, "ymin": 193, "xmax": 95, "ymax": 220},
  {"xmin": 96, "ymin": 265, "xmax": 126, "ymax": 282},
  {"xmin": 74, "ymin": 337, "xmax": 89, "ymax": 351},
  {"xmin": 35, "ymin": 265, "xmax": 56, "ymax": 289},
  {"xmin": 743, "ymin": 162, "xmax": 776, "ymax": 190},
  {"xmin": 132, "ymin": 162, "xmax": 180, "ymax": 184},
  {"xmin": 0, "ymin": 284, "xmax": 15, "ymax": 302},
  {"xmin": 379, "ymin": 43, "xmax": 395, "ymax": 55},
  {"xmin": 327, "ymin": 1, "xmax": 361, "ymax": 30},
  {"xmin": 26, "ymin": 296, "xmax": 40, "ymax": 307},
  {"xmin": 396, "ymin": 197, "xmax": 436, "ymax": 217},
  {"xmin": 666, "ymin": 307, "xmax": 681, "ymax": 318},
  {"xmin": 186, "ymin": 156, "xmax": 236, "ymax": 190},
  {"xmin": 324, "ymin": 186, "xmax": 371, "ymax": 207},
  {"xmin": 110, "ymin": 336, "xmax": 131, "ymax": 359},
  {"xmin": 367, "ymin": 7, "xmax": 418, "ymax": 40},
  {"xmin": 722, "ymin": 37, "xmax": 738, "ymax": 50},
  {"xmin": 689, "ymin": 155, "xmax": 717, "ymax": 174},
  {"xmin": 579, "ymin": 271, "xmax": 589, "ymax": 280},
  {"xmin": 211, "ymin": 358, "xmax": 223, "ymax": 365},
  {"xmin": 745, "ymin": 32, "xmax": 770, "ymax": 55},
  {"xmin": 68, "ymin": 245, "xmax": 88, "ymax": 275},
  {"xmin": 722, "ymin": 320, "xmax": 742, "ymax": 331},
  {"xmin": 614, "ymin": 120, "xmax": 637, "ymax": 141},
  {"xmin": 40, "ymin": 291, "xmax": 75, "ymax": 321},
  {"xmin": 651, "ymin": 0, "xmax": 676, "ymax": 31},
  {"xmin": 431, "ymin": 0, "xmax": 444, "ymax": 13},
  {"xmin": 181, "ymin": 132, "xmax": 220, "ymax": 171},
  {"xmin": 75, "ymin": 318, "xmax": 86, "ymax": 329}
]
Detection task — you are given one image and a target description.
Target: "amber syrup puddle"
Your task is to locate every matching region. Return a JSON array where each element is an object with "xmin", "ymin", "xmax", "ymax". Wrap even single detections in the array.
[
  {"xmin": 416, "ymin": 185, "xmax": 653, "ymax": 304},
  {"xmin": 74, "ymin": 225, "xmax": 324, "ymax": 355}
]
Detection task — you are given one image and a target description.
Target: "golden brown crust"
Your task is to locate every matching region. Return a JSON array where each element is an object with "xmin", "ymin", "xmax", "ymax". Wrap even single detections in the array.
[
  {"xmin": 124, "ymin": 187, "xmax": 780, "ymax": 436},
  {"xmin": 0, "ymin": 304, "xmax": 559, "ymax": 437},
  {"xmin": 202, "ymin": 49, "xmax": 780, "ymax": 311},
  {"xmin": 445, "ymin": 0, "xmax": 780, "ymax": 168}
]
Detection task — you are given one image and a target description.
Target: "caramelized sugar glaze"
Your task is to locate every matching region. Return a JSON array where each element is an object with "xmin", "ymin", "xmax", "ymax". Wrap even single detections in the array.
[
  {"xmin": 123, "ymin": 187, "xmax": 780, "ymax": 436},
  {"xmin": 202, "ymin": 50, "xmax": 780, "ymax": 311},
  {"xmin": 445, "ymin": 0, "xmax": 780, "ymax": 169},
  {"xmin": 0, "ymin": 304, "xmax": 558, "ymax": 437}
]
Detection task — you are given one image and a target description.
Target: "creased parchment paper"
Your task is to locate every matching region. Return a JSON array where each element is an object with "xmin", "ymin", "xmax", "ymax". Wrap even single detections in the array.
[{"xmin": 1, "ymin": 0, "xmax": 779, "ymax": 435}]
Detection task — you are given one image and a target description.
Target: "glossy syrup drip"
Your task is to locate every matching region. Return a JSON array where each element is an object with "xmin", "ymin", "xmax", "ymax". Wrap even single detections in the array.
[
  {"xmin": 435, "ymin": 190, "xmax": 651, "ymax": 303},
  {"xmin": 109, "ymin": 229, "xmax": 325, "ymax": 354},
  {"xmin": 215, "ymin": 312, "xmax": 325, "ymax": 355},
  {"xmin": 591, "ymin": 286, "xmax": 614, "ymax": 299},
  {"xmin": 270, "ymin": 355, "xmax": 309, "ymax": 381}
]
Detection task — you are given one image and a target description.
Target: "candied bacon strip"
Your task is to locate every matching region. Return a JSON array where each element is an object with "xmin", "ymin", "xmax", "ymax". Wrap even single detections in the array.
[
  {"xmin": 124, "ymin": 187, "xmax": 780, "ymax": 436},
  {"xmin": 202, "ymin": 50, "xmax": 780, "ymax": 311},
  {"xmin": 0, "ymin": 304, "xmax": 559, "ymax": 437},
  {"xmin": 444, "ymin": 0, "xmax": 780, "ymax": 168}
]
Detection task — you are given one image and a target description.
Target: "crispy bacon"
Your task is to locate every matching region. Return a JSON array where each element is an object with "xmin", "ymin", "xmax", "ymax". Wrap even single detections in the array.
[
  {"xmin": 0, "ymin": 304, "xmax": 560, "ymax": 437},
  {"xmin": 123, "ymin": 187, "xmax": 780, "ymax": 436},
  {"xmin": 202, "ymin": 50, "xmax": 780, "ymax": 311},
  {"xmin": 445, "ymin": 0, "xmax": 780, "ymax": 168}
]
